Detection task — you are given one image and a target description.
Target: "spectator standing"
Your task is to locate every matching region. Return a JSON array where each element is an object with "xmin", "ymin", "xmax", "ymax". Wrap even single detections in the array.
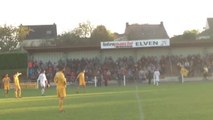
[
  {"xmin": 103, "ymin": 69, "xmax": 110, "ymax": 86},
  {"xmin": 96, "ymin": 69, "xmax": 102, "ymax": 87},
  {"xmin": 147, "ymin": 70, "xmax": 153, "ymax": 85}
]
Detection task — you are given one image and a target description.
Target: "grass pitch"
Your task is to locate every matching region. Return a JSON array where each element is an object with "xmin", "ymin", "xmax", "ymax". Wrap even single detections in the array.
[{"xmin": 0, "ymin": 81, "xmax": 213, "ymax": 120}]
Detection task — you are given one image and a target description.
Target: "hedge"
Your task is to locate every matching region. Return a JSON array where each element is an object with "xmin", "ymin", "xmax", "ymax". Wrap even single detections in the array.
[{"xmin": 0, "ymin": 52, "xmax": 27, "ymax": 70}]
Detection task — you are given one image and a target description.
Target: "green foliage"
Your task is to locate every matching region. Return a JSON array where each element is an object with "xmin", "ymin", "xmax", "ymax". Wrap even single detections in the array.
[
  {"xmin": 182, "ymin": 29, "xmax": 199, "ymax": 40},
  {"xmin": 170, "ymin": 34, "xmax": 182, "ymax": 41},
  {"xmin": 0, "ymin": 25, "xmax": 17, "ymax": 51},
  {"xmin": 72, "ymin": 21, "xmax": 94, "ymax": 38},
  {"xmin": 56, "ymin": 23, "xmax": 113, "ymax": 46},
  {"xmin": 91, "ymin": 25, "xmax": 114, "ymax": 41},
  {"xmin": 171, "ymin": 29, "xmax": 200, "ymax": 41},
  {"xmin": 0, "ymin": 25, "xmax": 29, "ymax": 52},
  {"xmin": 0, "ymin": 52, "xmax": 27, "ymax": 70},
  {"xmin": 56, "ymin": 32, "xmax": 80, "ymax": 45},
  {"xmin": 55, "ymin": 21, "xmax": 94, "ymax": 46},
  {"xmin": 16, "ymin": 25, "xmax": 31, "ymax": 42}
]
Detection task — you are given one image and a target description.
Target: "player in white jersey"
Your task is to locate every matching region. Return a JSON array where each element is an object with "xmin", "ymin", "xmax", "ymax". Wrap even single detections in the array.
[
  {"xmin": 37, "ymin": 70, "xmax": 48, "ymax": 95},
  {"xmin": 153, "ymin": 69, "xmax": 160, "ymax": 86}
]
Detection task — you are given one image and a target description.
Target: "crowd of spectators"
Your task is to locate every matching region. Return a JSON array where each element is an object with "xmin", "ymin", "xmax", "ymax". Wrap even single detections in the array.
[{"xmin": 27, "ymin": 54, "xmax": 213, "ymax": 85}]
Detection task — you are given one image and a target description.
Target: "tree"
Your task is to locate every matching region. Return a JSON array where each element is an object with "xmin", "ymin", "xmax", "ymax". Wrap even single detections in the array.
[
  {"xmin": 56, "ymin": 31, "xmax": 80, "ymax": 45},
  {"xmin": 90, "ymin": 25, "xmax": 113, "ymax": 41},
  {"xmin": 171, "ymin": 29, "xmax": 199, "ymax": 41},
  {"xmin": 56, "ymin": 21, "xmax": 94, "ymax": 46},
  {"xmin": 72, "ymin": 21, "xmax": 94, "ymax": 38},
  {"xmin": 182, "ymin": 29, "xmax": 199, "ymax": 40},
  {"xmin": 16, "ymin": 25, "xmax": 31, "ymax": 42},
  {"xmin": 0, "ymin": 25, "xmax": 29, "ymax": 52}
]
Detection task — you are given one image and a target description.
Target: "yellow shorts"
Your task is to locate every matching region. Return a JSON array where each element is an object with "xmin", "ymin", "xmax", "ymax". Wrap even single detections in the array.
[
  {"xmin": 57, "ymin": 87, "xmax": 66, "ymax": 98},
  {"xmin": 79, "ymin": 80, "xmax": 86, "ymax": 86},
  {"xmin": 4, "ymin": 85, "xmax": 10, "ymax": 90},
  {"xmin": 15, "ymin": 85, "xmax": 21, "ymax": 91}
]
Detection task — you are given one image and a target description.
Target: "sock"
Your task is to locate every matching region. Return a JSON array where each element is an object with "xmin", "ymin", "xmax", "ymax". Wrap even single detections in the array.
[
  {"xmin": 41, "ymin": 88, "xmax": 45, "ymax": 95},
  {"xmin": 18, "ymin": 90, "xmax": 22, "ymax": 98},
  {"xmin": 15, "ymin": 91, "xmax": 17, "ymax": 98},
  {"xmin": 59, "ymin": 99, "xmax": 64, "ymax": 111}
]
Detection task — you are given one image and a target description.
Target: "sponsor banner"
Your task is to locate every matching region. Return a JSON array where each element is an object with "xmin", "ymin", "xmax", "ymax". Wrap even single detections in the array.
[
  {"xmin": 10, "ymin": 82, "xmax": 37, "ymax": 89},
  {"xmin": 101, "ymin": 39, "xmax": 170, "ymax": 49}
]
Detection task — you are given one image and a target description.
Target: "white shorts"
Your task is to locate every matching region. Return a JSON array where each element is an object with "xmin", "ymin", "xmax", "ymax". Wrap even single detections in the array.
[{"xmin": 40, "ymin": 83, "xmax": 46, "ymax": 88}]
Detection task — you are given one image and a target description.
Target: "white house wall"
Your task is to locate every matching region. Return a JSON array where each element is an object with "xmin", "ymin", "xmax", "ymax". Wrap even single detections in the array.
[
  {"xmin": 31, "ymin": 52, "xmax": 64, "ymax": 63},
  {"xmin": 101, "ymin": 49, "xmax": 135, "ymax": 61},
  {"xmin": 136, "ymin": 48, "xmax": 170, "ymax": 59},
  {"xmin": 66, "ymin": 50, "xmax": 100, "ymax": 60},
  {"xmin": 206, "ymin": 47, "xmax": 213, "ymax": 54},
  {"xmin": 170, "ymin": 47, "xmax": 204, "ymax": 56}
]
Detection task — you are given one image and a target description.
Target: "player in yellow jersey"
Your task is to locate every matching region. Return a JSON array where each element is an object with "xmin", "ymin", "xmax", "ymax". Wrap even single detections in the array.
[
  {"xmin": 2, "ymin": 74, "xmax": 11, "ymax": 97},
  {"xmin": 76, "ymin": 69, "xmax": 86, "ymax": 93},
  {"xmin": 13, "ymin": 72, "xmax": 22, "ymax": 98},
  {"xmin": 180, "ymin": 65, "xmax": 189, "ymax": 83},
  {"xmin": 54, "ymin": 66, "xmax": 67, "ymax": 112}
]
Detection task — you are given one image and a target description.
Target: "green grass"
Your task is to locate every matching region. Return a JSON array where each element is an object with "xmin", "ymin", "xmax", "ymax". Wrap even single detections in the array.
[{"xmin": 1, "ymin": 81, "xmax": 213, "ymax": 120}]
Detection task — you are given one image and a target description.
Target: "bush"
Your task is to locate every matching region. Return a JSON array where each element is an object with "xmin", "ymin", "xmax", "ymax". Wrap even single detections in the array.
[{"xmin": 0, "ymin": 52, "xmax": 27, "ymax": 70}]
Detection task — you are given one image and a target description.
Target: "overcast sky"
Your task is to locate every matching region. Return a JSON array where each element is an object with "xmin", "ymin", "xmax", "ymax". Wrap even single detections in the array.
[{"xmin": 0, "ymin": 0, "xmax": 212, "ymax": 37}]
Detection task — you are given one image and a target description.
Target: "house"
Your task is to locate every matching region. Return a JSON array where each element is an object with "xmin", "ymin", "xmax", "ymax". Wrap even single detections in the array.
[
  {"xmin": 196, "ymin": 18, "xmax": 213, "ymax": 40},
  {"xmin": 124, "ymin": 22, "xmax": 169, "ymax": 40},
  {"xmin": 21, "ymin": 24, "xmax": 57, "ymax": 47},
  {"xmin": 23, "ymin": 23, "xmax": 57, "ymax": 40}
]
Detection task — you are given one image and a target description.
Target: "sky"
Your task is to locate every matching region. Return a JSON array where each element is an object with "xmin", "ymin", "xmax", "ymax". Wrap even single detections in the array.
[{"xmin": 0, "ymin": 0, "xmax": 213, "ymax": 37}]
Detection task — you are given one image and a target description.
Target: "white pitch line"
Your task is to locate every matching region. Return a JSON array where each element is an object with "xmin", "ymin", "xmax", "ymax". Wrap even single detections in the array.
[{"xmin": 135, "ymin": 86, "xmax": 144, "ymax": 120}]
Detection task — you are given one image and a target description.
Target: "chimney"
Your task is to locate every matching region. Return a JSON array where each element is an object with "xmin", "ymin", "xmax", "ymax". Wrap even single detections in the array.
[
  {"xmin": 126, "ymin": 22, "xmax": 129, "ymax": 27},
  {"xmin": 160, "ymin": 21, "xmax": 163, "ymax": 25}
]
